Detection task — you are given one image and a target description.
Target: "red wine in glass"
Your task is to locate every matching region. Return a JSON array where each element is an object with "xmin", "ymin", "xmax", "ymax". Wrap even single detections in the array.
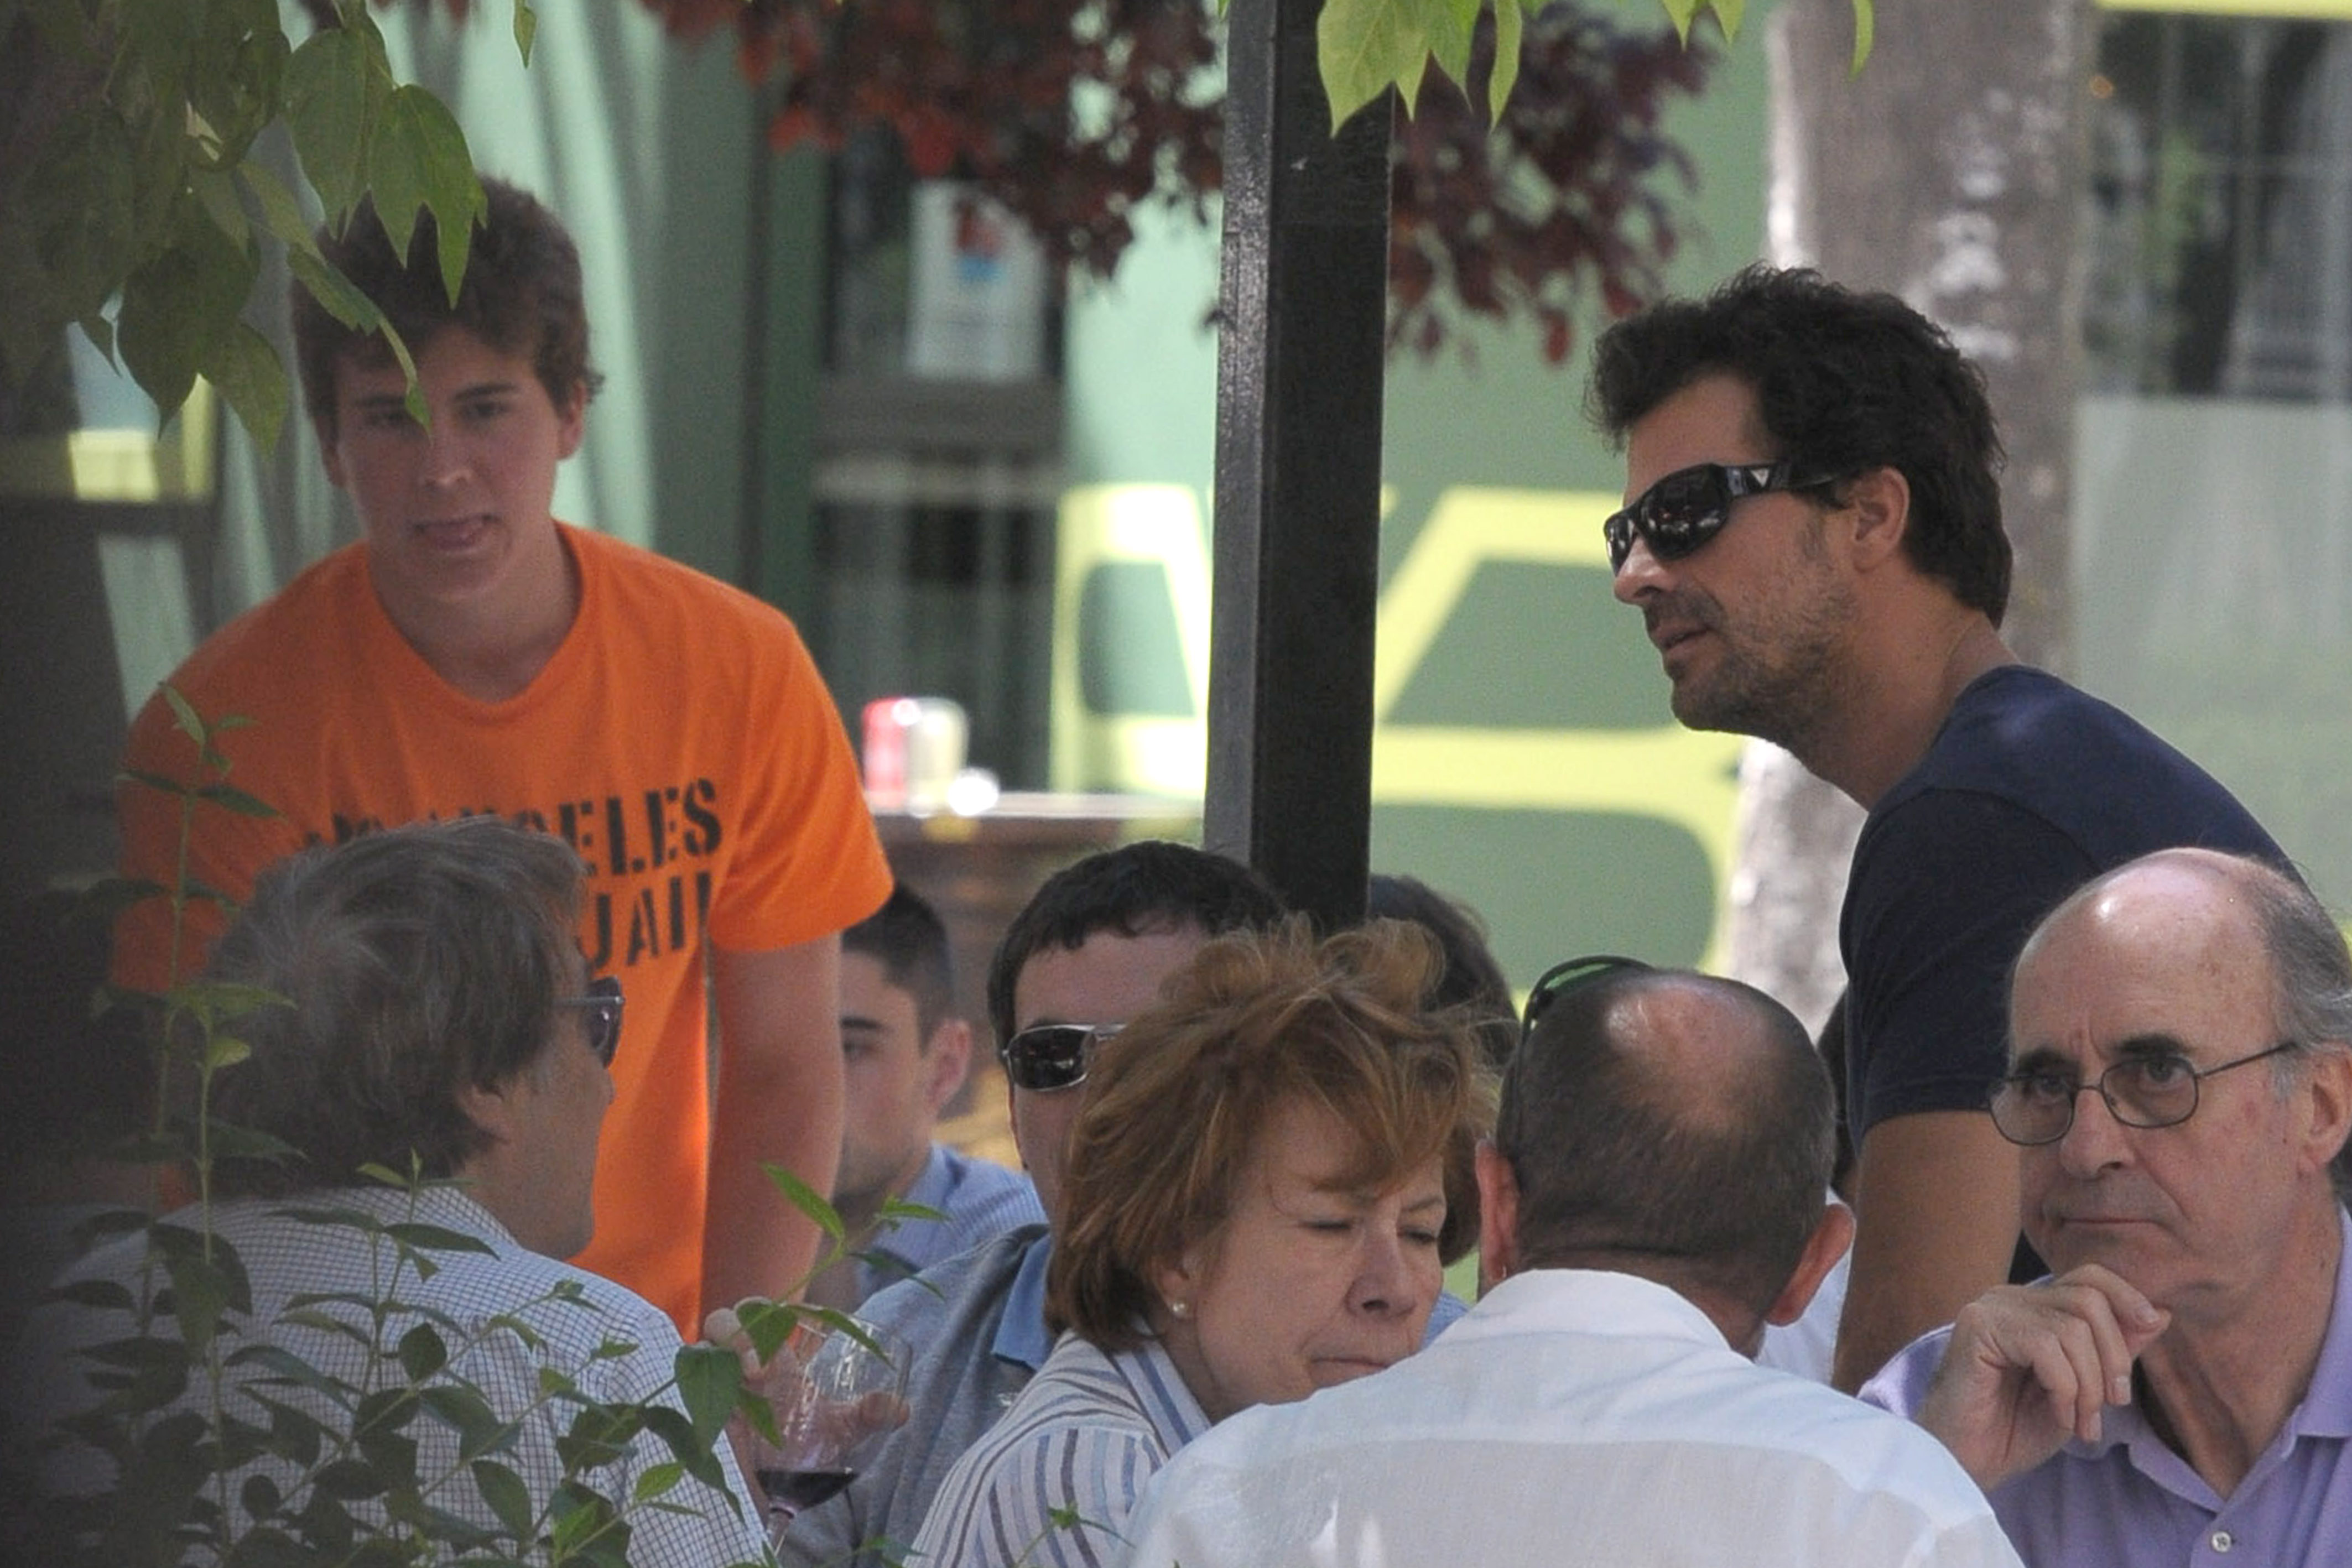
[{"xmin": 758, "ymin": 1466, "xmax": 855, "ymax": 1513}]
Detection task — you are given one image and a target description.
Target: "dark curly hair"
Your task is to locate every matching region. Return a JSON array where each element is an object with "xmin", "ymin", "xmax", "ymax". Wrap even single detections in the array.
[
  {"xmin": 292, "ymin": 177, "xmax": 604, "ymax": 438},
  {"xmin": 1587, "ymin": 263, "xmax": 2010, "ymax": 624}
]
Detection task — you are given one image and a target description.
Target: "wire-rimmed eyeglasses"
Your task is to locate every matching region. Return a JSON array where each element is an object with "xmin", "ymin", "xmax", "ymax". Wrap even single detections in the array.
[{"xmin": 1986, "ymin": 1041, "xmax": 2297, "ymax": 1147}]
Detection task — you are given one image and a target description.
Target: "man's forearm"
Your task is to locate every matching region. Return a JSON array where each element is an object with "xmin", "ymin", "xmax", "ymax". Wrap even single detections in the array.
[
  {"xmin": 1833, "ymin": 1111, "xmax": 2023, "ymax": 1392},
  {"xmin": 705, "ymin": 940, "xmax": 847, "ymax": 1312}
]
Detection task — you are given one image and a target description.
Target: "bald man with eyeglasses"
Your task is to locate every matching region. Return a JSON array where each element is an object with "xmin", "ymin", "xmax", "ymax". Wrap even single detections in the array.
[
  {"xmin": 1862, "ymin": 848, "xmax": 2352, "ymax": 1567},
  {"xmin": 1589, "ymin": 264, "xmax": 2286, "ymax": 1393}
]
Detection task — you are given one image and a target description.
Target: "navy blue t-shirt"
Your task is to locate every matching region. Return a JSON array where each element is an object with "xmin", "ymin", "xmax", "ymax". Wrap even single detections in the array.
[{"xmin": 1841, "ymin": 665, "xmax": 2286, "ymax": 1140}]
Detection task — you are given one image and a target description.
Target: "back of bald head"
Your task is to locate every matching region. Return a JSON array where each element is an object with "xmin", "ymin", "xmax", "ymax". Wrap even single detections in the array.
[{"xmin": 1495, "ymin": 968, "xmax": 1835, "ymax": 1321}]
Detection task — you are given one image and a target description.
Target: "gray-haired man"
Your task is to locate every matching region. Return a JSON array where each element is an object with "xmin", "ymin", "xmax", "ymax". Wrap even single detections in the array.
[{"xmin": 14, "ymin": 817, "xmax": 771, "ymax": 1565}]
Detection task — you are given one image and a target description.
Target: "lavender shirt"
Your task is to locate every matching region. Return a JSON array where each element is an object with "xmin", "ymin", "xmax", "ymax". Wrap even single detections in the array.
[{"xmin": 1864, "ymin": 1209, "xmax": 2352, "ymax": 1567}]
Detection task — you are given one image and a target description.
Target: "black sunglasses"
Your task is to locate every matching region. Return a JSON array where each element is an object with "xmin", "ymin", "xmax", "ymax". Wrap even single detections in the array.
[
  {"xmin": 1602, "ymin": 460, "xmax": 1837, "ymax": 572},
  {"xmin": 558, "ymin": 975, "xmax": 625, "ymax": 1066},
  {"xmin": 1521, "ymin": 954, "xmax": 1651, "ymax": 1039},
  {"xmin": 998, "ymin": 1022, "xmax": 1124, "ymax": 1093}
]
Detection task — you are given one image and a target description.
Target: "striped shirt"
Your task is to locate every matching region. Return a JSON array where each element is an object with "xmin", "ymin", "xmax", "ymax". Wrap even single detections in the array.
[{"xmin": 908, "ymin": 1327, "xmax": 1210, "ymax": 1568}]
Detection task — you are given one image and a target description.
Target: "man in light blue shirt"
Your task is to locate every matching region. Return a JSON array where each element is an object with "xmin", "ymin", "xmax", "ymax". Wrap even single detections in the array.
[
  {"xmin": 805, "ymin": 884, "xmax": 1042, "ymax": 1312},
  {"xmin": 779, "ymin": 842, "xmax": 1284, "ymax": 1566}
]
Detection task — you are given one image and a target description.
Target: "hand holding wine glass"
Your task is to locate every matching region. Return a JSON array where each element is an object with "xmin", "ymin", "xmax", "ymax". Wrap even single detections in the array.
[{"xmin": 746, "ymin": 1317, "xmax": 911, "ymax": 1526}]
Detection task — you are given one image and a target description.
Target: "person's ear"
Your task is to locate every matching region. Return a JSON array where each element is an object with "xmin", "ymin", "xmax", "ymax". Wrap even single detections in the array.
[
  {"xmin": 554, "ymin": 381, "xmax": 588, "ymax": 460},
  {"xmin": 1474, "ymin": 1140, "xmax": 1521, "ymax": 1295},
  {"xmin": 1152, "ymin": 1247, "xmax": 1205, "ymax": 1314},
  {"xmin": 2295, "ymin": 1043, "xmax": 2352, "ymax": 1175},
  {"xmin": 1837, "ymin": 465, "xmax": 1911, "ymax": 571},
  {"xmin": 1763, "ymin": 1197, "xmax": 1855, "ymax": 1329},
  {"xmin": 318, "ymin": 415, "xmax": 349, "ymax": 487},
  {"xmin": 924, "ymin": 1018, "xmax": 974, "ymax": 1116},
  {"xmin": 455, "ymin": 1078, "xmax": 520, "ymax": 1148}
]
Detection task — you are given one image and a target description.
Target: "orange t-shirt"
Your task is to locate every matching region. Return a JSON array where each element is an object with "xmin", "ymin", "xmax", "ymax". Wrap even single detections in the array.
[{"xmin": 116, "ymin": 524, "xmax": 891, "ymax": 1330}]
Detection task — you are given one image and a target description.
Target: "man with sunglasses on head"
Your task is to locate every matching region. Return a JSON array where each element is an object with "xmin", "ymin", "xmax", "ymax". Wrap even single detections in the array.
[
  {"xmin": 777, "ymin": 840, "xmax": 1285, "ymax": 1568},
  {"xmin": 1122, "ymin": 956, "xmax": 2021, "ymax": 1568},
  {"xmin": 1589, "ymin": 265, "xmax": 2285, "ymax": 1393},
  {"xmin": 1862, "ymin": 848, "xmax": 2352, "ymax": 1567}
]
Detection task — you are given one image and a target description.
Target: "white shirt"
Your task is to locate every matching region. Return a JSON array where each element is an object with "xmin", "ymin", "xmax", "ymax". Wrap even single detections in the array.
[{"xmin": 1117, "ymin": 1268, "xmax": 2022, "ymax": 1568}]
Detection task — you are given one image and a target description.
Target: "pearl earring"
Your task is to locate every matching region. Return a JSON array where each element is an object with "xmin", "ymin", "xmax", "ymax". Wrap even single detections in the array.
[{"xmin": 1169, "ymin": 1299, "xmax": 1190, "ymax": 1320}]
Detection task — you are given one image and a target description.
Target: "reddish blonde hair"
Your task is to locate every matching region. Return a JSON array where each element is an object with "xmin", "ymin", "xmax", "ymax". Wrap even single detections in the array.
[{"xmin": 1047, "ymin": 916, "xmax": 1492, "ymax": 1348}]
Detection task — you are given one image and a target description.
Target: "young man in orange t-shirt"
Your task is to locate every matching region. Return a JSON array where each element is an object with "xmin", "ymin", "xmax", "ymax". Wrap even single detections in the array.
[{"xmin": 115, "ymin": 180, "xmax": 890, "ymax": 1333}]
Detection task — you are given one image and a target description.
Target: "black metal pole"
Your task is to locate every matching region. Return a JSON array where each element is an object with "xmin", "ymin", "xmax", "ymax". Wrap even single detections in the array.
[{"xmin": 1205, "ymin": 0, "xmax": 1391, "ymax": 929}]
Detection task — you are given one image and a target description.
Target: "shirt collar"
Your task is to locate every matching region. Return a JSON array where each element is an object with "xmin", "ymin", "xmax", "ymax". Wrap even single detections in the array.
[
  {"xmin": 992, "ymin": 1232, "xmax": 1057, "ymax": 1369},
  {"xmin": 2084, "ymin": 1206, "xmax": 2352, "ymax": 1463},
  {"xmin": 1448, "ymin": 1267, "xmax": 1733, "ymax": 1352},
  {"xmin": 866, "ymin": 1145, "xmax": 957, "ymax": 1272},
  {"xmin": 2283, "ymin": 1206, "xmax": 2352, "ymax": 1440}
]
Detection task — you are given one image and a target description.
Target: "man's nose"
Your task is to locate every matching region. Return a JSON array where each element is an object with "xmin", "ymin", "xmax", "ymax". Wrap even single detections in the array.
[
  {"xmin": 419, "ymin": 419, "xmax": 470, "ymax": 487},
  {"xmin": 2054, "ymin": 1083, "xmax": 2132, "ymax": 1176},
  {"xmin": 1611, "ymin": 533, "xmax": 1667, "ymax": 603}
]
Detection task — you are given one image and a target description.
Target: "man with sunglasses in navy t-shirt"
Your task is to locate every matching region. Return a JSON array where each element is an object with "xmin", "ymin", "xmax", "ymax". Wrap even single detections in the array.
[{"xmin": 1588, "ymin": 264, "xmax": 2285, "ymax": 1395}]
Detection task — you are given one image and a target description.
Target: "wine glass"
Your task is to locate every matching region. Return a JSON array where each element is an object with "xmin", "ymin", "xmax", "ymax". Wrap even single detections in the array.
[{"xmin": 750, "ymin": 1317, "xmax": 912, "ymax": 1528}]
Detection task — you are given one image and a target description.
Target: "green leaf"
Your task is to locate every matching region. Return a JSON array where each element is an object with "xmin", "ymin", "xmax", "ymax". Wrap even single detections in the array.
[
  {"xmin": 383, "ymin": 1221, "xmax": 499, "ymax": 1257},
  {"xmin": 205, "ymin": 1032, "xmax": 251, "ymax": 1069},
  {"xmin": 189, "ymin": 168, "xmax": 251, "ymax": 251},
  {"xmin": 730, "ymin": 1296, "xmax": 802, "ymax": 1365},
  {"xmin": 472, "ymin": 1457, "xmax": 537, "ymax": 1540},
  {"xmin": 420, "ymin": 1383, "xmax": 511, "ymax": 1460},
  {"xmin": 632, "ymin": 1461, "xmax": 686, "ymax": 1503},
  {"xmin": 397, "ymin": 1321, "xmax": 449, "ymax": 1381},
  {"xmin": 21, "ymin": 103, "xmax": 143, "ymax": 325},
  {"xmin": 1851, "ymin": 0, "xmax": 1875, "ymax": 76},
  {"xmin": 226, "ymin": 1342, "xmax": 357, "ymax": 1402},
  {"xmin": 201, "ymin": 321, "xmax": 290, "ymax": 455},
  {"xmin": 187, "ymin": 10, "xmax": 290, "ymax": 171},
  {"xmin": 202, "ymin": 1119, "xmax": 303, "ymax": 1163},
  {"xmin": 286, "ymin": 26, "xmax": 381, "ymax": 221},
  {"xmin": 193, "ymin": 780, "xmax": 280, "ymax": 818},
  {"xmin": 1706, "ymin": 0, "xmax": 1745, "ymax": 42},
  {"xmin": 874, "ymin": 1196, "xmax": 948, "ymax": 1226},
  {"xmin": 117, "ymin": 194, "xmax": 258, "ymax": 429},
  {"xmin": 796, "ymin": 1305, "xmax": 891, "ymax": 1363},
  {"xmin": 637, "ymin": 1404, "xmax": 729, "ymax": 1492},
  {"xmin": 674, "ymin": 1342, "xmax": 741, "ymax": 1446},
  {"xmin": 761, "ymin": 1161, "xmax": 846, "ymax": 1242},
  {"xmin": 251, "ymin": 1392, "xmax": 329, "ymax": 1467},
  {"xmin": 239, "ymin": 1470, "xmax": 284, "ymax": 1522},
  {"xmin": 312, "ymin": 1456, "xmax": 388, "ymax": 1501},
  {"xmin": 1490, "ymin": 0, "xmax": 1525, "ymax": 124},
  {"xmin": 48, "ymin": 1276, "xmax": 138, "ymax": 1312},
  {"xmin": 1317, "ymin": 0, "xmax": 1426, "ymax": 131},
  {"xmin": 1656, "ymin": 0, "xmax": 1701, "ymax": 44},
  {"xmin": 513, "ymin": 0, "xmax": 538, "ymax": 65},
  {"xmin": 1423, "ymin": 0, "xmax": 1481, "ymax": 107},
  {"xmin": 370, "ymin": 85, "xmax": 482, "ymax": 302}
]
